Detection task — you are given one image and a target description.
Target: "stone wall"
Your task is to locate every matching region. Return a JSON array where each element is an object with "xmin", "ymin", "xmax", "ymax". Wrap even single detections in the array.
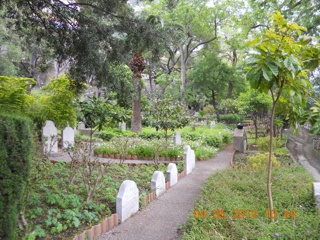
[{"xmin": 297, "ymin": 123, "xmax": 320, "ymax": 150}]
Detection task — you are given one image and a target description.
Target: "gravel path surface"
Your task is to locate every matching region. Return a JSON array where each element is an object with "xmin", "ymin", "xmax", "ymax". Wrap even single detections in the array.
[{"xmin": 95, "ymin": 144, "xmax": 233, "ymax": 240}]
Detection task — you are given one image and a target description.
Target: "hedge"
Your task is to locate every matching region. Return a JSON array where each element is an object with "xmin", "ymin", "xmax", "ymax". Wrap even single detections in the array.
[{"xmin": 0, "ymin": 114, "xmax": 34, "ymax": 239}]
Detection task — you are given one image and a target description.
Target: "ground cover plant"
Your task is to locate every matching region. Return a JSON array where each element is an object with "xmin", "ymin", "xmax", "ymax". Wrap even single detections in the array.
[
  {"xmin": 233, "ymin": 136, "xmax": 292, "ymax": 168},
  {"xmin": 19, "ymin": 159, "xmax": 172, "ymax": 239},
  {"xmin": 180, "ymin": 166, "xmax": 320, "ymax": 239},
  {"xmin": 94, "ymin": 125, "xmax": 231, "ymax": 161}
]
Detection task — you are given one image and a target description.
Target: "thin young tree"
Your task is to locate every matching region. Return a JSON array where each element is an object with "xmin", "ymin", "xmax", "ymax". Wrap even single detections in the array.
[{"xmin": 245, "ymin": 11, "xmax": 317, "ymax": 222}]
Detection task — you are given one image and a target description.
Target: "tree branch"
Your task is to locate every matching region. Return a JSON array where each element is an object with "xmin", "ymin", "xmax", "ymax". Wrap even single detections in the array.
[
  {"xmin": 189, "ymin": 14, "xmax": 218, "ymax": 54},
  {"xmin": 250, "ymin": 24, "xmax": 269, "ymax": 30}
]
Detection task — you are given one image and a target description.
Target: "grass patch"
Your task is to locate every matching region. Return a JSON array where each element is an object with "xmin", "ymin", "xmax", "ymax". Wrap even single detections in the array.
[{"xmin": 180, "ymin": 166, "xmax": 320, "ymax": 239}]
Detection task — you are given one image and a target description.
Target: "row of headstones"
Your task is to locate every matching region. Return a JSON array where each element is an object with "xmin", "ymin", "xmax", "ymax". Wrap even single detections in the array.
[
  {"xmin": 117, "ymin": 145, "xmax": 196, "ymax": 222},
  {"xmin": 42, "ymin": 120, "xmax": 75, "ymax": 153}
]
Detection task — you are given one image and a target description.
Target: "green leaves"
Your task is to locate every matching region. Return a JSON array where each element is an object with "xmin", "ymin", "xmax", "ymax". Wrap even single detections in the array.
[
  {"xmin": 262, "ymin": 66, "xmax": 272, "ymax": 81},
  {"xmin": 0, "ymin": 76, "xmax": 35, "ymax": 114},
  {"xmin": 300, "ymin": 101, "xmax": 320, "ymax": 135},
  {"xmin": 150, "ymin": 96, "xmax": 189, "ymax": 137},
  {"xmin": 245, "ymin": 11, "xmax": 314, "ymax": 102},
  {"xmin": 267, "ymin": 62, "xmax": 278, "ymax": 76}
]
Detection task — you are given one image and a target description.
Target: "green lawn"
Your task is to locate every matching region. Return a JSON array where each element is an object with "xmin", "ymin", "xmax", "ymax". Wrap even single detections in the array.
[{"xmin": 180, "ymin": 166, "xmax": 320, "ymax": 239}]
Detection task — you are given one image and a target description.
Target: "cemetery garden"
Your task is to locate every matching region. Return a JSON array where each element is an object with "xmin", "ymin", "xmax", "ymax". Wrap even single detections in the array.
[
  {"xmin": 1, "ymin": 1, "xmax": 320, "ymax": 240},
  {"xmin": 5, "ymin": 118, "xmax": 229, "ymax": 239}
]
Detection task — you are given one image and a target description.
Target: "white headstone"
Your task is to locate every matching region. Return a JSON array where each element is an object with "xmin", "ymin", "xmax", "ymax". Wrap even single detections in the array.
[
  {"xmin": 116, "ymin": 180, "xmax": 139, "ymax": 222},
  {"xmin": 151, "ymin": 171, "xmax": 166, "ymax": 197},
  {"xmin": 119, "ymin": 121, "xmax": 126, "ymax": 131},
  {"xmin": 210, "ymin": 121, "xmax": 216, "ymax": 128},
  {"xmin": 63, "ymin": 126, "xmax": 75, "ymax": 148},
  {"xmin": 313, "ymin": 182, "xmax": 320, "ymax": 209},
  {"xmin": 184, "ymin": 145, "xmax": 195, "ymax": 174},
  {"xmin": 78, "ymin": 122, "xmax": 85, "ymax": 129},
  {"xmin": 166, "ymin": 163, "xmax": 178, "ymax": 187},
  {"xmin": 42, "ymin": 120, "xmax": 58, "ymax": 153},
  {"xmin": 173, "ymin": 131, "xmax": 182, "ymax": 145}
]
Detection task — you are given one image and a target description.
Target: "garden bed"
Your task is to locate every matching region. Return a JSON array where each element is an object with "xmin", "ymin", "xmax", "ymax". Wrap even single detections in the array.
[{"xmin": 19, "ymin": 160, "xmax": 184, "ymax": 239}]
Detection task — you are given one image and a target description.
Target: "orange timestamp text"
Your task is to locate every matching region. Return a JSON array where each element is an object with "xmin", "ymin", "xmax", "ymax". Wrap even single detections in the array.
[{"xmin": 193, "ymin": 209, "xmax": 296, "ymax": 219}]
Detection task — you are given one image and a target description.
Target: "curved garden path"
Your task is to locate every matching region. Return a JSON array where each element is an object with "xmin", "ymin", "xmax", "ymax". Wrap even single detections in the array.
[{"xmin": 95, "ymin": 144, "xmax": 233, "ymax": 240}]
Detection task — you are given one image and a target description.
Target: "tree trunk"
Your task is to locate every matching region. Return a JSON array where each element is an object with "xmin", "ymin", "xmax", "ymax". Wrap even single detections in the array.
[
  {"xmin": 180, "ymin": 44, "xmax": 187, "ymax": 100},
  {"xmin": 226, "ymin": 81, "xmax": 233, "ymax": 98},
  {"xmin": 211, "ymin": 90, "xmax": 220, "ymax": 122},
  {"xmin": 267, "ymin": 102, "xmax": 276, "ymax": 223},
  {"xmin": 254, "ymin": 115, "xmax": 258, "ymax": 140},
  {"xmin": 131, "ymin": 73, "xmax": 142, "ymax": 133}
]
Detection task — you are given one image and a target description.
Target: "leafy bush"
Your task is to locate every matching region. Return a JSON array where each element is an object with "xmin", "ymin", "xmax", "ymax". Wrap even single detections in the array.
[
  {"xmin": 97, "ymin": 131, "xmax": 116, "ymax": 141},
  {"xmin": 0, "ymin": 76, "xmax": 35, "ymax": 114},
  {"xmin": 205, "ymin": 135, "xmax": 221, "ymax": 147},
  {"xmin": 256, "ymin": 137, "xmax": 271, "ymax": 151},
  {"xmin": 0, "ymin": 114, "xmax": 33, "ymax": 240},
  {"xmin": 220, "ymin": 114, "xmax": 244, "ymax": 124},
  {"xmin": 256, "ymin": 137, "xmax": 285, "ymax": 152},
  {"xmin": 247, "ymin": 153, "xmax": 280, "ymax": 169},
  {"xmin": 138, "ymin": 128, "xmax": 166, "ymax": 140},
  {"xmin": 28, "ymin": 75, "xmax": 80, "ymax": 130},
  {"xmin": 222, "ymin": 132, "xmax": 232, "ymax": 144}
]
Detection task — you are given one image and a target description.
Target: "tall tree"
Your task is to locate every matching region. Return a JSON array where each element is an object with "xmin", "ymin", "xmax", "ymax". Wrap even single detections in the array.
[
  {"xmin": 245, "ymin": 11, "xmax": 318, "ymax": 222},
  {"xmin": 144, "ymin": 0, "xmax": 219, "ymax": 100},
  {"xmin": 188, "ymin": 51, "xmax": 235, "ymax": 121},
  {"xmin": 1, "ymin": 0, "xmax": 135, "ymax": 88},
  {"xmin": 121, "ymin": 15, "xmax": 166, "ymax": 132}
]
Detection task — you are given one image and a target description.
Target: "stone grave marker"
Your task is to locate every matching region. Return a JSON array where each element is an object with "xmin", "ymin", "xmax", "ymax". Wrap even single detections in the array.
[
  {"xmin": 78, "ymin": 122, "xmax": 85, "ymax": 129},
  {"xmin": 119, "ymin": 121, "xmax": 126, "ymax": 131},
  {"xmin": 184, "ymin": 145, "xmax": 195, "ymax": 174},
  {"xmin": 173, "ymin": 131, "xmax": 182, "ymax": 145},
  {"xmin": 166, "ymin": 163, "xmax": 178, "ymax": 187},
  {"xmin": 116, "ymin": 180, "xmax": 139, "ymax": 222},
  {"xmin": 151, "ymin": 171, "xmax": 165, "ymax": 197},
  {"xmin": 42, "ymin": 120, "xmax": 58, "ymax": 153},
  {"xmin": 210, "ymin": 120, "xmax": 216, "ymax": 128},
  {"xmin": 63, "ymin": 126, "xmax": 75, "ymax": 148}
]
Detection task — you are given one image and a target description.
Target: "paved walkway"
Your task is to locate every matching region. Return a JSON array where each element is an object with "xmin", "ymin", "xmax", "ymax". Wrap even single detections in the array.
[{"xmin": 95, "ymin": 144, "xmax": 233, "ymax": 240}]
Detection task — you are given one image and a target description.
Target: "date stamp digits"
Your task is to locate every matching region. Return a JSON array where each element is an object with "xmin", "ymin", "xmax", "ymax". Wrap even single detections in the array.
[{"xmin": 193, "ymin": 209, "xmax": 296, "ymax": 219}]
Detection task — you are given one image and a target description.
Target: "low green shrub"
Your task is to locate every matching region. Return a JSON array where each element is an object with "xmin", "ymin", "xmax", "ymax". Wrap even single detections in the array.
[
  {"xmin": 256, "ymin": 137, "xmax": 287, "ymax": 152},
  {"xmin": 205, "ymin": 135, "xmax": 221, "ymax": 147},
  {"xmin": 166, "ymin": 147, "xmax": 180, "ymax": 158},
  {"xmin": 220, "ymin": 114, "xmax": 244, "ymax": 124},
  {"xmin": 97, "ymin": 131, "xmax": 116, "ymax": 141},
  {"xmin": 247, "ymin": 153, "xmax": 280, "ymax": 169},
  {"xmin": 138, "ymin": 130, "xmax": 164, "ymax": 140},
  {"xmin": 222, "ymin": 132, "xmax": 232, "ymax": 144}
]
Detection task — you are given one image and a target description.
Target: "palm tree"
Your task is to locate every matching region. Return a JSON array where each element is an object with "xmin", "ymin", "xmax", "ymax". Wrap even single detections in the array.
[
  {"xmin": 129, "ymin": 54, "xmax": 145, "ymax": 132},
  {"xmin": 125, "ymin": 15, "xmax": 164, "ymax": 133}
]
